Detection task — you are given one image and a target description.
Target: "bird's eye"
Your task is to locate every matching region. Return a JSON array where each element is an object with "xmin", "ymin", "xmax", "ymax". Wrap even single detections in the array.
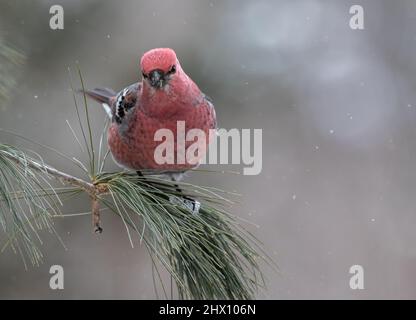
[
  {"xmin": 168, "ymin": 65, "xmax": 176, "ymax": 74},
  {"xmin": 142, "ymin": 71, "xmax": 148, "ymax": 79}
]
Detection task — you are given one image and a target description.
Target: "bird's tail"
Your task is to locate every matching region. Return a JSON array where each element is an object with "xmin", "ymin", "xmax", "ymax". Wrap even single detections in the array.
[
  {"xmin": 79, "ymin": 87, "xmax": 116, "ymax": 118},
  {"xmin": 79, "ymin": 87, "xmax": 116, "ymax": 105}
]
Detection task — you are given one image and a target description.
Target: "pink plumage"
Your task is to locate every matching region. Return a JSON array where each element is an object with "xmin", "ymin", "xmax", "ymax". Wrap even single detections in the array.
[{"xmin": 85, "ymin": 48, "xmax": 217, "ymax": 175}]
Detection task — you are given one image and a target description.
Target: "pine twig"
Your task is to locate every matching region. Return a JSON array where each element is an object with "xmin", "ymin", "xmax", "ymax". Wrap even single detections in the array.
[
  {"xmin": 91, "ymin": 195, "xmax": 102, "ymax": 233},
  {"xmin": 1, "ymin": 147, "xmax": 108, "ymax": 232}
]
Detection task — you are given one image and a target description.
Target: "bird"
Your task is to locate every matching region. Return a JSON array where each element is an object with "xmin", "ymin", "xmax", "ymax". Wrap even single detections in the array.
[{"xmin": 82, "ymin": 48, "xmax": 217, "ymax": 213}]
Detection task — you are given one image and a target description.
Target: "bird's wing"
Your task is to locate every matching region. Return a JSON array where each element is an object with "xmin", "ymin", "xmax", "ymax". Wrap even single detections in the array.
[
  {"xmin": 112, "ymin": 82, "xmax": 141, "ymax": 124},
  {"xmin": 202, "ymin": 92, "xmax": 217, "ymax": 130}
]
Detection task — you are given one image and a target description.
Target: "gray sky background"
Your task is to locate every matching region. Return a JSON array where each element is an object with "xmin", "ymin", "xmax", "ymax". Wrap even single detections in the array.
[{"xmin": 1, "ymin": 0, "xmax": 416, "ymax": 299}]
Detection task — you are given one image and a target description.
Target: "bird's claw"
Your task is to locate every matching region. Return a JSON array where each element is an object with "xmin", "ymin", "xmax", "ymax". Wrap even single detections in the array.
[
  {"xmin": 183, "ymin": 197, "xmax": 201, "ymax": 214},
  {"xmin": 169, "ymin": 195, "xmax": 201, "ymax": 215}
]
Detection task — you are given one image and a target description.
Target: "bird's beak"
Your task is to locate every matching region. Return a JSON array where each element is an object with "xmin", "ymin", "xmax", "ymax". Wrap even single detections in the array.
[{"xmin": 149, "ymin": 69, "xmax": 165, "ymax": 89}]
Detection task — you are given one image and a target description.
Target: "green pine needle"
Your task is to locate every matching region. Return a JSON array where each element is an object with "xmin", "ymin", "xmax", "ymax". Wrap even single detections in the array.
[
  {"xmin": 95, "ymin": 172, "xmax": 270, "ymax": 299},
  {"xmin": 0, "ymin": 144, "xmax": 64, "ymax": 267},
  {"xmin": 0, "ymin": 41, "xmax": 25, "ymax": 106}
]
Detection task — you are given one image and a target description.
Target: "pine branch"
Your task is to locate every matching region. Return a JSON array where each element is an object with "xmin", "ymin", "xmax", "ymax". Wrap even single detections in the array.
[
  {"xmin": 0, "ymin": 68, "xmax": 274, "ymax": 299},
  {"xmin": 0, "ymin": 146, "xmax": 107, "ymax": 232},
  {"xmin": 0, "ymin": 143, "xmax": 271, "ymax": 298},
  {"xmin": 1, "ymin": 148, "xmax": 96, "ymax": 192}
]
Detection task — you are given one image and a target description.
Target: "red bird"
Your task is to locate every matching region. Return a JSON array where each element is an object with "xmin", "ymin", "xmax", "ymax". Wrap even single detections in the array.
[{"xmin": 84, "ymin": 48, "xmax": 217, "ymax": 212}]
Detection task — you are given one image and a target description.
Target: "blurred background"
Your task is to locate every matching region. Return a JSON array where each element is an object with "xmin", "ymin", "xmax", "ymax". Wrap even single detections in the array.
[{"xmin": 1, "ymin": 0, "xmax": 416, "ymax": 299}]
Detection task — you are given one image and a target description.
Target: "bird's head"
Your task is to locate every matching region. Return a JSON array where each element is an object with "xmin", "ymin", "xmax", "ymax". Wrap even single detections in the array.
[{"xmin": 140, "ymin": 48, "xmax": 179, "ymax": 89}]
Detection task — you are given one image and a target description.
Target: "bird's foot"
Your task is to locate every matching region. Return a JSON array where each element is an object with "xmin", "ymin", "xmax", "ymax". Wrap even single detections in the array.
[{"xmin": 169, "ymin": 195, "xmax": 201, "ymax": 215}]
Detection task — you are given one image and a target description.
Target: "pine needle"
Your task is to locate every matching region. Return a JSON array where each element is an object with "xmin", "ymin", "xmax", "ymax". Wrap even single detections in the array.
[
  {"xmin": 0, "ymin": 144, "xmax": 63, "ymax": 265},
  {"xmin": 97, "ymin": 172, "xmax": 270, "ymax": 299}
]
